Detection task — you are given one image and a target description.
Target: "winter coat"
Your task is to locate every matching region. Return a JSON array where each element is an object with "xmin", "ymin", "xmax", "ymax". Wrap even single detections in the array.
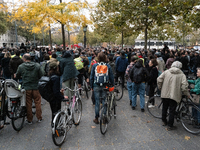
[
  {"xmin": 16, "ymin": 62, "xmax": 44, "ymax": 90},
  {"xmin": 188, "ymin": 78, "xmax": 200, "ymax": 95},
  {"xmin": 1, "ymin": 57, "xmax": 11, "ymax": 77},
  {"xmin": 157, "ymin": 67, "xmax": 189, "ymax": 103},
  {"xmin": 147, "ymin": 66, "xmax": 158, "ymax": 85},
  {"xmin": 180, "ymin": 56, "xmax": 189, "ymax": 70},
  {"xmin": 115, "ymin": 56, "xmax": 129, "ymax": 73},
  {"xmin": 50, "ymin": 74, "xmax": 64, "ymax": 102},
  {"xmin": 130, "ymin": 61, "xmax": 149, "ymax": 84},
  {"xmin": 157, "ymin": 57, "xmax": 165, "ymax": 72},
  {"xmin": 125, "ymin": 62, "xmax": 135, "ymax": 82},
  {"xmin": 165, "ymin": 58, "xmax": 174, "ymax": 69},
  {"xmin": 59, "ymin": 51, "xmax": 79, "ymax": 82},
  {"xmin": 9, "ymin": 56, "xmax": 24, "ymax": 75}
]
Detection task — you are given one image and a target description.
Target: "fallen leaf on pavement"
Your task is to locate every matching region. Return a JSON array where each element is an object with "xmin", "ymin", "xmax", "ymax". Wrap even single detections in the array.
[
  {"xmin": 185, "ymin": 136, "xmax": 190, "ymax": 141},
  {"xmin": 147, "ymin": 121, "xmax": 151, "ymax": 123},
  {"xmin": 91, "ymin": 126, "xmax": 96, "ymax": 128}
]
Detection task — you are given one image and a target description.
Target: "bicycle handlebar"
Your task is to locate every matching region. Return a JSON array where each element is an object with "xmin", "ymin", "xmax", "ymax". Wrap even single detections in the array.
[{"xmin": 63, "ymin": 86, "xmax": 83, "ymax": 92}]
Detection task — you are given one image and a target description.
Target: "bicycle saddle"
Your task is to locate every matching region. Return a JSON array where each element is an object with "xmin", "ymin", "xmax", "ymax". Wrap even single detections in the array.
[{"xmin": 62, "ymin": 98, "xmax": 69, "ymax": 102}]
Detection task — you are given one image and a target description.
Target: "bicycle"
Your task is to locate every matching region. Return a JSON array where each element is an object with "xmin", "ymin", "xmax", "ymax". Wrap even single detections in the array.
[
  {"xmin": 115, "ymin": 76, "xmax": 123, "ymax": 101},
  {"xmin": 52, "ymin": 84, "xmax": 82, "ymax": 146},
  {"xmin": 147, "ymin": 94, "xmax": 200, "ymax": 134},
  {"xmin": 100, "ymin": 86, "xmax": 117, "ymax": 135}
]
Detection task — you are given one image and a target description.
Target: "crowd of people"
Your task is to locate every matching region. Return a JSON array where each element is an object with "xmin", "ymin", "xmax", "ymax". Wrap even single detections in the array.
[{"xmin": 0, "ymin": 43, "xmax": 200, "ymax": 130}]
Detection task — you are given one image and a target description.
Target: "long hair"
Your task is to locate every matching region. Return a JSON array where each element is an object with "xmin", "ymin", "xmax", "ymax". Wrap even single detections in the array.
[{"xmin": 4, "ymin": 52, "xmax": 11, "ymax": 58}]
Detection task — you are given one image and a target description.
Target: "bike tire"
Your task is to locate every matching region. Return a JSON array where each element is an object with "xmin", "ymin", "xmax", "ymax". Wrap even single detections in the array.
[
  {"xmin": 115, "ymin": 80, "xmax": 123, "ymax": 101},
  {"xmin": 84, "ymin": 82, "xmax": 89, "ymax": 99},
  {"xmin": 147, "ymin": 96, "xmax": 163, "ymax": 119},
  {"xmin": 11, "ymin": 104, "xmax": 25, "ymax": 131},
  {"xmin": 73, "ymin": 99, "xmax": 82, "ymax": 126},
  {"xmin": 180, "ymin": 104, "xmax": 200, "ymax": 135},
  {"xmin": 100, "ymin": 106, "xmax": 108, "ymax": 135},
  {"xmin": 52, "ymin": 112, "xmax": 67, "ymax": 146},
  {"xmin": 5, "ymin": 99, "xmax": 12, "ymax": 119}
]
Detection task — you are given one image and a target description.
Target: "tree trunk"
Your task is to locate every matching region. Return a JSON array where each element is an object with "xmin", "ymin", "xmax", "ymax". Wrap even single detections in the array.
[
  {"xmin": 60, "ymin": 0, "xmax": 65, "ymax": 50},
  {"xmin": 49, "ymin": 24, "xmax": 52, "ymax": 50},
  {"xmin": 122, "ymin": 30, "xmax": 123, "ymax": 49},
  {"xmin": 145, "ymin": 25, "xmax": 148, "ymax": 50}
]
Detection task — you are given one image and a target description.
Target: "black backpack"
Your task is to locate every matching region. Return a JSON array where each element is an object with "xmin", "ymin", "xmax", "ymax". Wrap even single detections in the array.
[
  {"xmin": 41, "ymin": 61, "xmax": 50, "ymax": 76},
  {"xmin": 38, "ymin": 75, "xmax": 56, "ymax": 102}
]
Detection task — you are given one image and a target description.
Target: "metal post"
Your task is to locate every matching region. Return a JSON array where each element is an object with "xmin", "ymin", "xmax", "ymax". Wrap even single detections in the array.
[{"xmin": 15, "ymin": 21, "xmax": 18, "ymax": 47}]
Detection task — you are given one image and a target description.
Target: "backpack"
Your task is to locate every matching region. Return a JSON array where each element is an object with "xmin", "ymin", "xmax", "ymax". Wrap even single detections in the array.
[
  {"xmin": 94, "ymin": 62, "xmax": 109, "ymax": 86},
  {"xmin": 131, "ymin": 67, "xmax": 144, "ymax": 84},
  {"xmin": 74, "ymin": 57, "xmax": 84, "ymax": 70},
  {"xmin": 38, "ymin": 75, "xmax": 56, "ymax": 102},
  {"xmin": 41, "ymin": 61, "xmax": 50, "ymax": 76}
]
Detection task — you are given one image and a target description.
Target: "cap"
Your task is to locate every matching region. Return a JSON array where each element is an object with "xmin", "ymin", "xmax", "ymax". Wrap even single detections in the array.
[{"xmin": 49, "ymin": 62, "xmax": 58, "ymax": 70}]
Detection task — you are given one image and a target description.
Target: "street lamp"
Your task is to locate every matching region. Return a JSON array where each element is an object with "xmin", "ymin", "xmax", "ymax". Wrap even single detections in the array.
[{"xmin": 83, "ymin": 25, "xmax": 87, "ymax": 49}]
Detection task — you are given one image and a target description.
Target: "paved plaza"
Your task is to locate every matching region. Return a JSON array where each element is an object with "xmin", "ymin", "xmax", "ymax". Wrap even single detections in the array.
[{"xmin": 0, "ymin": 90, "xmax": 200, "ymax": 150}]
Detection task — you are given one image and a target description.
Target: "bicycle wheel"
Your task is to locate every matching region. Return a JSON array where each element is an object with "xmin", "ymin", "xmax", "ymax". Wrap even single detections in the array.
[
  {"xmin": 180, "ymin": 104, "xmax": 200, "ymax": 134},
  {"xmin": 5, "ymin": 99, "xmax": 12, "ymax": 119},
  {"xmin": 100, "ymin": 106, "xmax": 108, "ymax": 135},
  {"xmin": 84, "ymin": 81, "xmax": 89, "ymax": 99},
  {"xmin": 147, "ymin": 96, "xmax": 163, "ymax": 119},
  {"xmin": 11, "ymin": 103, "xmax": 25, "ymax": 131},
  {"xmin": 115, "ymin": 79, "xmax": 123, "ymax": 101},
  {"xmin": 73, "ymin": 99, "xmax": 82, "ymax": 126},
  {"xmin": 52, "ymin": 112, "xmax": 67, "ymax": 146}
]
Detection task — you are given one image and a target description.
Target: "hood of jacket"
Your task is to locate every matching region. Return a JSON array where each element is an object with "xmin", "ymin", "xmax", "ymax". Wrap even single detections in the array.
[
  {"xmin": 169, "ymin": 67, "xmax": 182, "ymax": 74},
  {"xmin": 135, "ymin": 61, "xmax": 143, "ymax": 68},
  {"xmin": 120, "ymin": 55, "xmax": 126, "ymax": 59},
  {"xmin": 23, "ymin": 62, "xmax": 36, "ymax": 71},
  {"xmin": 168, "ymin": 58, "xmax": 174, "ymax": 62},
  {"xmin": 63, "ymin": 51, "xmax": 71, "ymax": 58},
  {"xmin": 157, "ymin": 57, "xmax": 164, "ymax": 61},
  {"xmin": 12, "ymin": 56, "xmax": 22, "ymax": 60}
]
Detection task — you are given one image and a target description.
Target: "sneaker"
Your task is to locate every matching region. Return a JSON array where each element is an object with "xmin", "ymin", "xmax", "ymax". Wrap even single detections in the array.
[
  {"xmin": 132, "ymin": 106, "xmax": 135, "ymax": 110},
  {"xmin": 141, "ymin": 109, "xmax": 145, "ymax": 112},
  {"xmin": 93, "ymin": 118, "xmax": 99, "ymax": 124},
  {"xmin": 148, "ymin": 104, "xmax": 155, "ymax": 108},
  {"xmin": 167, "ymin": 126, "xmax": 177, "ymax": 131},
  {"xmin": 26, "ymin": 120, "xmax": 32, "ymax": 125},
  {"xmin": 162, "ymin": 121, "xmax": 167, "ymax": 126},
  {"xmin": 114, "ymin": 114, "xmax": 117, "ymax": 117},
  {"xmin": 37, "ymin": 119, "xmax": 42, "ymax": 123}
]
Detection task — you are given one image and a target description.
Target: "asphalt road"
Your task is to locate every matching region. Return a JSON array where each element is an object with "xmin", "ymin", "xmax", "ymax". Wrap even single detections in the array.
[{"xmin": 0, "ymin": 90, "xmax": 200, "ymax": 150}]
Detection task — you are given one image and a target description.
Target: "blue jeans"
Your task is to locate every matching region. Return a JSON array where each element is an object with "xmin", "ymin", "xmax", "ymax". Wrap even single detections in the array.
[
  {"xmin": 94, "ymin": 86, "xmax": 106, "ymax": 118},
  {"xmin": 127, "ymin": 81, "xmax": 132, "ymax": 101},
  {"xmin": 192, "ymin": 104, "xmax": 200, "ymax": 123},
  {"xmin": 132, "ymin": 82, "xmax": 145, "ymax": 109}
]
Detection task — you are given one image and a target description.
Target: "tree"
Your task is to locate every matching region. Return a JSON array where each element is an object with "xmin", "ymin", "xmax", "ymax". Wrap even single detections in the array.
[
  {"xmin": 92, "ymin": 0, "xmax": 136, "ymax": 49},
  {"xmin": 11, "ymin": 0, "xmax": 91, "ymax": 49}
]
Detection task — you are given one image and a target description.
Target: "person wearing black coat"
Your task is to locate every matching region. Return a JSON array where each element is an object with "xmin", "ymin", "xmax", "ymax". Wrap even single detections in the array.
[
  {"xmin": 147, "ymin": 59, "xmax": 158, "ymax": 107},
  {"xmin": 9, "ymin": 50, "xmax": 23, "ymax": 79},
  {"xmin": 1, "ymin": 52, "xmax": 11, "ymax": 79},
  {"xmin": 48, "ymin": 62, "xmax": 68, "ymax": 126}
]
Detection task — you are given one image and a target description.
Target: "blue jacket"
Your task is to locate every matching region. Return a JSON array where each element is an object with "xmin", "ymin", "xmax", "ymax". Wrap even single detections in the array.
[
  {"xmin": 90, "ymin": 62, "xmax": 114, "ymax": 89},
  {"xmin": 87, "ymin": 56, "xmax": 92, "ymax": 68},
  {"xmin": 115, "ymin": 56, "xmax": 129, "ymax": 72}
]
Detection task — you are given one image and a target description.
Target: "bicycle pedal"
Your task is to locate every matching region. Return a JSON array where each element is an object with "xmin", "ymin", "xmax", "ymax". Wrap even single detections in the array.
[{"xmin": 5, "ymin": 122, "xmax": 10, "ymax": 125}]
